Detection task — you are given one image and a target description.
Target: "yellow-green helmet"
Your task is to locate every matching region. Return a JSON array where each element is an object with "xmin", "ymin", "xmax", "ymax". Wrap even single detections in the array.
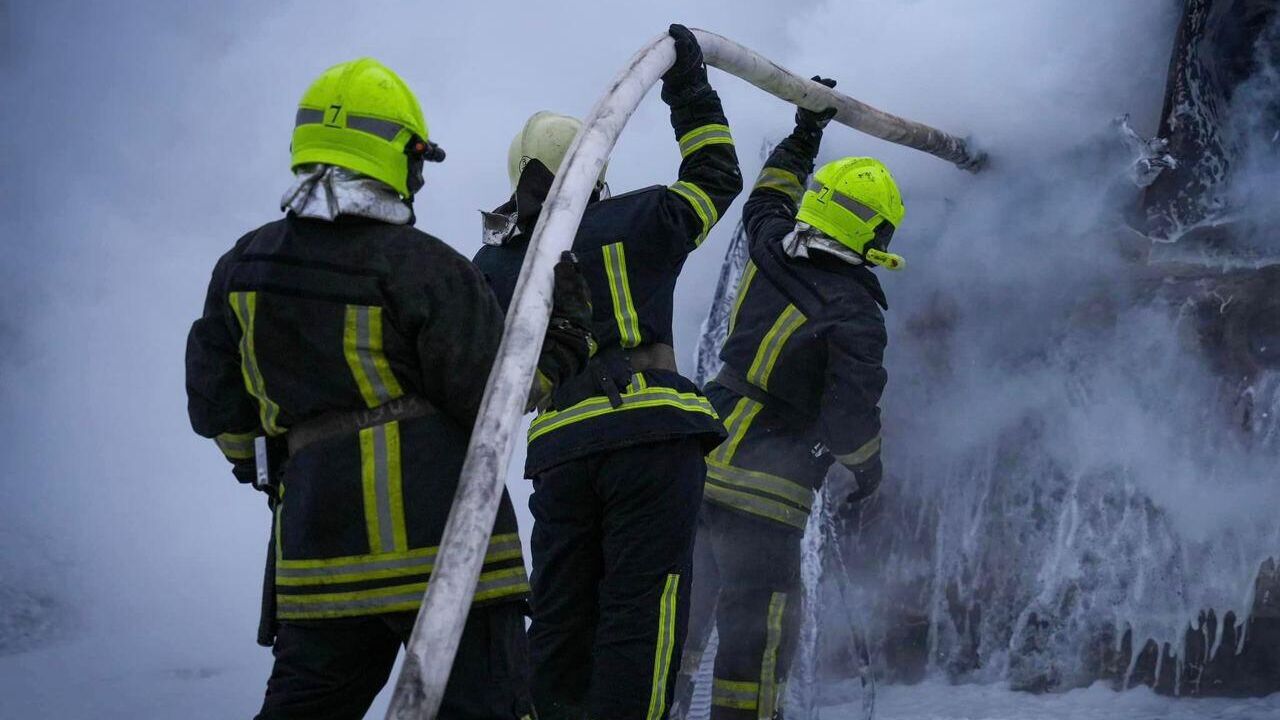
[
  {"xmin": 796, "ymin": 157, "xmax": 907, "ymax": 269},
  {"xmin": 291, "ymin": 58, "xmax": 430, "ymax": 198}
]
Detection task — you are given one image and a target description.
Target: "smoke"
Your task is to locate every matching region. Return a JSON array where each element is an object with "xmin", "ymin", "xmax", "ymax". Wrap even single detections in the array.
[
  {"xmin": 1, "ymin": 0, "xmax": 1275, "ymax": 716},
  {"xmin": 772, "ymin": 0, "xmax": 1280, "ymax": 693},
  {"xmin": 0, "ymin": 1, "xmax": 811, "ymax": 716}
]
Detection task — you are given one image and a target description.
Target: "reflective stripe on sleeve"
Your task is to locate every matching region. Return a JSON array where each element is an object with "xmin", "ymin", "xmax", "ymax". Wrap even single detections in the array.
[
  {"xmin": 753, "ymin": 167, "xmax": 805, "ymax": 205},
  {"xmin": 678, "ymin": 123, "xmax": 734, "ymax": 158},
  {"xmin": 834, "ymin": 434, "xmax": 882, "ymax": 468},
  {"xmin": 645, "ymin": 573, "xmax": 681, "ymax": 720},
  {"xmin": 228, "ymin": 291, "xmax": 284, "ymax": 435},
  {"xmin": 602, "ymin": 243, "xmax": 642, "ymax": 348},
  {"xmin": 215, "ymin": 431, "xmax": 259, "ymax": 461},
  {"xmin": 727, "ymin": 261, "xmax": 757, "ymax": 337},
  {"xmin": 746, "ymin": 304, "xmax": 807, "ymax": 391},
  {"xmin": 668, "ymin": 180, "xmax": 720, "ymax": 246}
]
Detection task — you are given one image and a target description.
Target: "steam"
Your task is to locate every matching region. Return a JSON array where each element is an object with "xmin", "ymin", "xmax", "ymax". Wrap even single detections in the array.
[{"xmin": 773, "ymin": 0, "xmax": 1280, "ymax": 693}]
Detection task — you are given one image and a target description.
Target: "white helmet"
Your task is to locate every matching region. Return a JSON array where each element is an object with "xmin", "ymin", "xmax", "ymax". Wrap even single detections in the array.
[{"xmin": 507, "ymin": 111, "xmax": 608, "ymax": 192}]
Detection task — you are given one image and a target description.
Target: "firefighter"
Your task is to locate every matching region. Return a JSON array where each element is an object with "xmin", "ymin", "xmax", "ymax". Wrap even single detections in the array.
[
  {"xmin": 673, "ymin": 77, "xmax": 902, "ymax": 718},
  {"xmin": 471, "ymin": 25, "xmax": 742, "ymax": 720},
  {"xmin": 185, "ymin": 58, "xmax": 593, "ymax": 720}
]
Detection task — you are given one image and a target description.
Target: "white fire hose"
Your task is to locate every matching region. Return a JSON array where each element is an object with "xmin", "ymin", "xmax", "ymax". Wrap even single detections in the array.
[{"xmin": 386, "ymin": 28, "xmax": 984, "ymax": 719}]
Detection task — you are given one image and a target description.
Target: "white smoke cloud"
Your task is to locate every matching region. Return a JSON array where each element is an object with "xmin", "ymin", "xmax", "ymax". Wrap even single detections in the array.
[{"xmin": 1, "ymin": 0, "xmax": 1275, "ymax": 716}]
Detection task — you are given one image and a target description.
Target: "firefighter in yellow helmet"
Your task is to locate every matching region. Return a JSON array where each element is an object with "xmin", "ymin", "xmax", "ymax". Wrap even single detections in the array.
[
  {"xmin": 185, "ymin": 58, "xmax": 593, "ymax": 719},
  {"xmin": 673, "ymin": 77, "xmax": 904, "ymax": 719}
]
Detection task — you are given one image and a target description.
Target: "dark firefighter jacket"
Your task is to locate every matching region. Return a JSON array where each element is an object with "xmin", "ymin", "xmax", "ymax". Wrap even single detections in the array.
[
  {"xmin": 474, "ymin": 88, "xmax": 743, "ymax": 476},
  {"xmin": 703, "ymin": 131, "xmax": 889, "ymax": 531},
  {"xmin": 186, "ymin": 215, "xmax": 529, "ymax": 620}
]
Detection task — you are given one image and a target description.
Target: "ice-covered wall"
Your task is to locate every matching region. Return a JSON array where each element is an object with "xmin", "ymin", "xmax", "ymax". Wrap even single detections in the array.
[{"xmin": 795, "ymin": 0, "xmax": 1280, "ymax": 696}]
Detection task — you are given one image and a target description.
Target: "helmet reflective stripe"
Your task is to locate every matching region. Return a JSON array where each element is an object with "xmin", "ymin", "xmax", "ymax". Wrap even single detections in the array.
[
  {"xmin": 808, "ymin": 180, "xmax": 881, "ymax": 223},
  {"xmin": 296, "ymin": 109, "xmax": 406, "ymax": 143}
]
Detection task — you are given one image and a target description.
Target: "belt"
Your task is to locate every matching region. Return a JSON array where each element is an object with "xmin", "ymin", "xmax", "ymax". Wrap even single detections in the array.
[
  {"xmin": 287, "ymin": 395, "xmax": 435, "ymax": 455},
  {"xmin": 550, "ymin": 343, "xmax": 679, "ymax": 411},
  {"xmin": 625, "ymin": 342, "xmax": 678, "ymax": 372}
]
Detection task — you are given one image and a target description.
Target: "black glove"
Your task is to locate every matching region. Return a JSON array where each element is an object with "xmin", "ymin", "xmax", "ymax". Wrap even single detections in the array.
[
  {"xmin": 845, "ymin": 456, "xmax": 882, "ymax": 505},
  {"xmin": 661, "ymin": 24, "xmax": 711, "ymax": 107},
  {"xmin": 796, "ymin": 76, "xmax": 839, "ymax": 133},
  {"xmin": 540, "ymin": 252, "xmax": 595, "ymax": 389}
]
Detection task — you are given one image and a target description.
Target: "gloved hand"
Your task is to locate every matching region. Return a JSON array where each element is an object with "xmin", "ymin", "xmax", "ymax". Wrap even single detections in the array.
[
  {"xmin": 661, "ymin": 23, "xmax": 711, "ymax": 107},
  {"xmin": 844, "ymin": 456, "xmax": 882, "ymax": 505},
  {"xmin": 796, "ymin": 76, "xmax": 839, "ymax": 133},
  {"xmin": 535, "ymin": 252, "xmax": 595, "ymax": 406}
]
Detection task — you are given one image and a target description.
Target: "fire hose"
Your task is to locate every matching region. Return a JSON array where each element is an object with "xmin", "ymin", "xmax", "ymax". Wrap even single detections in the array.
[{"xmin": 386, "ymin": 28, "xmax": 985, "ymax": 719}]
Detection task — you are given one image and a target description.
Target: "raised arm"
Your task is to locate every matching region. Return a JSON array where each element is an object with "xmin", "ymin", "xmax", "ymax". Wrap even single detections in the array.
[
  {"xmin": 658, "ymin": 24, "xmax": 743, "ymax": 253},
  {"xmin": 743, "ymin": 76, "xmax": 838, "ymax": 243}
]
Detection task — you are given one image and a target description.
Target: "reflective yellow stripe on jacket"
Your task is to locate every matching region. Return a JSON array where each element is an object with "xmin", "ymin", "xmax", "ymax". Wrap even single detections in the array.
[
  {"xmin": 669, "ymin": 180, "xmax": 720, "ymax": 247},
  {"xmin": 602, "ymin": 243, "xmax": 641, "ymax": 348},
  {"xmin": 276, "ymin": 533, "xmax": 528, "ymax": 620},
  {"xmin": 214, "ymin": 430, "xmax": 258, "ymax": 461},
  {"xmin": 746, "ymin": 304, "xmax": 806, "ymax": 391},
  {"xmin": 528, "ymin": 375, "xmax": 717, "ymax": 443},
  {"xmin": 343, "ymin": 304, "xmax": 404, "ymax": 407},
  {"xmin": 705, "ymin": 460, "xmax": 812, "ymax": 530},
  {"xmin": 678, "ymin": 123, "xmax": 734, "ymax": 158},
  {"xmin": 753, "ymin": 166, "xmax": 805, "ymax": 205},
  {"xmin": 228, "ymin": 291, "xmax": 284, "ymax": 435}
]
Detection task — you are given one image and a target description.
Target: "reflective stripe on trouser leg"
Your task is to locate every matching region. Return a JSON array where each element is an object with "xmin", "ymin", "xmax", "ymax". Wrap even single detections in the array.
[
  {"xmin": 758, "ymin": 592, "xmax": 787, "ymax": 720},
  {"xmin": 359, "ymin": 421, "xmax": 406, "ymax": 554},
  {"xmin": 645, "ymin": 573, "xmax": 681, "ymax": 720},
  {"xmin": 711, "ymin": 678, "xmax": 759, "ymax": 711}
]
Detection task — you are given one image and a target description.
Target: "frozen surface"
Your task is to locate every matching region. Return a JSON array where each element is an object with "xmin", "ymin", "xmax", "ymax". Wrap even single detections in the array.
[
  {"xmin": 822, "ymin": 680, "xmax": 1280, "ymax": 720},
  {"xmin": 3, "ymin": 638, "xmax": 1275, "ymax": 720}
]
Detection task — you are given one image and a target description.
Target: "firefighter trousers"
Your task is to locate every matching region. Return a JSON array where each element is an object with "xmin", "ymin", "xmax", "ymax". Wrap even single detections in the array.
[
  {"xmin": 675, "ymin": 502, "xmax": 803, "ymax": 720},
  {"xmin": 528, "ymin": 436, "xmax": 706, "ymax": 720},
  {"xmin": 255, "ymin": 602, "xmax": 530, "ymax": 720}
]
